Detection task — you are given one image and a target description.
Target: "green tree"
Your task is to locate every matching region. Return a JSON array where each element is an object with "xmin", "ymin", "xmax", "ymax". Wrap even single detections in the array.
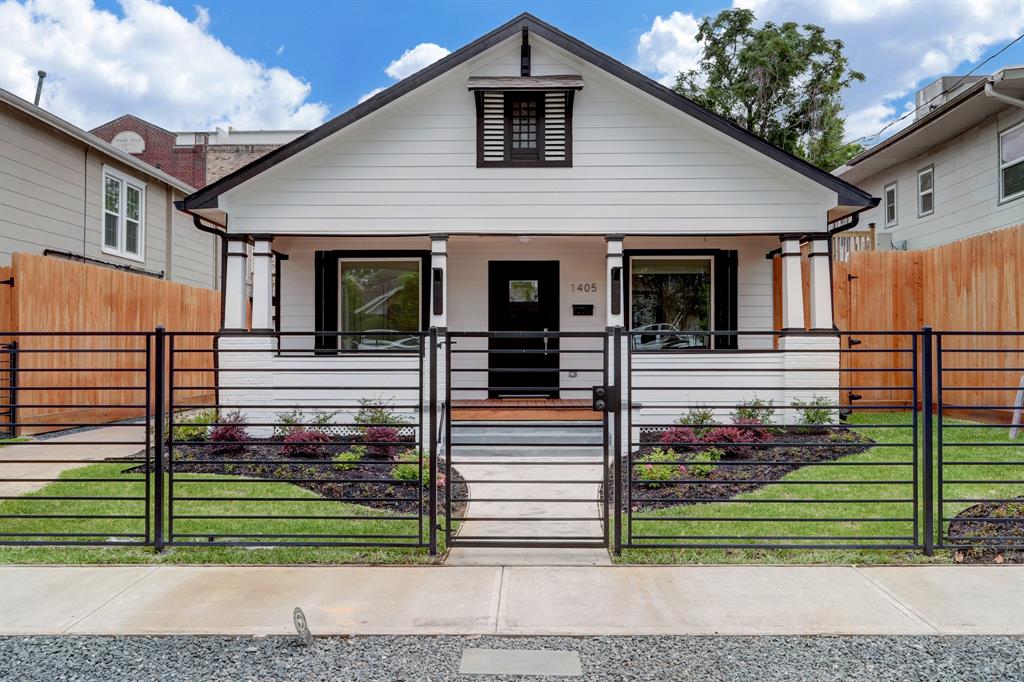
[{"xmin": 675, "ymin": 8, "xmax": 864, "ymax": 170}]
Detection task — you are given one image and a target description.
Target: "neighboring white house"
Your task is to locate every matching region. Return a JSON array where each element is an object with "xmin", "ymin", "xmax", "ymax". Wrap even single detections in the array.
[
  {"xmin": 0, "ymin": 88, "xmax": 220, "ymax": 288},
  {"xmin": 835, "ymin": 67, "xmax": 1024, "ymax": 250},
  {"xmin": 177, "ymin": 13, "xmax": 874, "ymax": 424}
]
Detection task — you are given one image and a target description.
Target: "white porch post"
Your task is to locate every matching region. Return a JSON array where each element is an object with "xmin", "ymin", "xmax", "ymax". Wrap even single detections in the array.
[
  {"xmin": 780, "ymin": 237, "xmax": 805, "ymax": 331},
  {"xmin": 807, "ymin": 237, "xmax": 834, "ymax": 330},
  {"xmin": 429, "ymin": 235, "xmax": 448, "ymax": 329},
  {"xmin": 251, "ymin": 237, "xmax": 275, "ymax": 331},
  {"xmin": 606, "ymin": 235, "xmax": 625, "ymax": 328},
  {"xmin": 223, "ymin": 237, "xmax": 249, "ymax": 330}
]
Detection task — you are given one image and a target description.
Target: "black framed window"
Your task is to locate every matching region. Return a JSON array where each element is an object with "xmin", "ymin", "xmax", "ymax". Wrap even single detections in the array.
[
  {"xmin": 624, "ymin": 250, "xmax": 738, "ymax": 351},
  {"xmin": 315, "ymin": 250, "xmax": 429, "ymax": 352},
  {"xmin": 507, "ymin": 93, "xmax": 541, "ymax": 160}
]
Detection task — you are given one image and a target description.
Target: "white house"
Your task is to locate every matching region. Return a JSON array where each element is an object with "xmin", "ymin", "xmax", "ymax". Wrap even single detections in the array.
[
  {"xmin": 176, "ymin": 14, "xmax": 874, "ymax": 426},
  {"xmin": 835, "ymin": 67, "xmax": 1024, "ymax": 250}
]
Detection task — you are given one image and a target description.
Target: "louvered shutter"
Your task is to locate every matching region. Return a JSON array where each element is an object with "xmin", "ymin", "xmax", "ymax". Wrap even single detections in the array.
[
  {"xmin": 543, "ymin": 91, "xmax": 568, "ymax": 163},
  {"xmin": 481, "ymin": 91, "xmax": 505, "ymax": 163}
]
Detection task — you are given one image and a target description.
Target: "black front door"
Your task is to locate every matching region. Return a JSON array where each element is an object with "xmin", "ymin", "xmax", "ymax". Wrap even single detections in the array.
[{"xmin": 488, "ymin": 261, "xmax": 560, "ymax": 398}]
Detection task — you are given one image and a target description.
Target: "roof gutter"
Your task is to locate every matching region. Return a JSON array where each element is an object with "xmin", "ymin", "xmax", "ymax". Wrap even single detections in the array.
[
  {"xmin": 985, "ymin": 74, "xmax": 1024, "ymax": 109},
  {"xmin": 827, "ymin": 200, "xmax": 880, "ymax": 236}
]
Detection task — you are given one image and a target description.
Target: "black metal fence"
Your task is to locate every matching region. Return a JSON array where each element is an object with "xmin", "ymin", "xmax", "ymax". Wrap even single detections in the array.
[
  {"xmin": 0, "ymin": 326, "xmax": 1021, "ymax": 557},
  {"xmin": 0, "ymin": 332, "xmax": 152, "ymax": 546},
  {"xmin": 936, "ymin": 331, "xmax": 1024, "ymax": 554},
  {"xmin": 621, "ymin": 330, "xmax": 921, "ymax": 552}
]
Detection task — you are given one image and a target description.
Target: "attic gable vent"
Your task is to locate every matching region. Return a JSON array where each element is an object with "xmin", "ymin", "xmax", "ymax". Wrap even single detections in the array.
[{"xmin": 469, "ymin": 75, "xmax": 581, "ymax": 168}]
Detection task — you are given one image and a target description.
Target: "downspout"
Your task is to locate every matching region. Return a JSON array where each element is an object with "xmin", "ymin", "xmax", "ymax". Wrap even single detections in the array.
[{"xmin": 191, "ymin": 214, "xmax": 229, "ymax": 325}]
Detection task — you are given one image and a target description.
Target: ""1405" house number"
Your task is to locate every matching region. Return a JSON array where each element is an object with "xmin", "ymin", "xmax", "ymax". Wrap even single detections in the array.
[{"xmin": 570, "ymin": 282, "xmax": 598, "ymax": 293}]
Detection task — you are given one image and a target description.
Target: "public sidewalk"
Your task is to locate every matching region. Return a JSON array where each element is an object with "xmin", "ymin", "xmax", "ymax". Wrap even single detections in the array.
[{"xmin": 2, "ymin": 565, "xmax": 1021, "ymax": 636}]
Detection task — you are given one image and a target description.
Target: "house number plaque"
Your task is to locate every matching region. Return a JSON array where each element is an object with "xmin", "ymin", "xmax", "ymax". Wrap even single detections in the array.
[{"xmin": 570, "ymin": 282, "xmax": 598, "ymax": 293}]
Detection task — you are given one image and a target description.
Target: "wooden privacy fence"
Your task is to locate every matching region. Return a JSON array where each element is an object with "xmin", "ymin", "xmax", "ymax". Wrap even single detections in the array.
[
  {"xmin": 0, "ymin": 253, "xmax": 220, "ymax": 435},
  {"xmin": 832, "ymin": 224, "xmax": 1024, "ymax": 416}
]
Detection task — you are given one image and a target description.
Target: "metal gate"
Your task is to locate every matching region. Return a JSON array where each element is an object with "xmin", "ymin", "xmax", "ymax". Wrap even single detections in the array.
[{"xmin": 442, "ymin": 330, "xmax": 613, "ymax": 549}]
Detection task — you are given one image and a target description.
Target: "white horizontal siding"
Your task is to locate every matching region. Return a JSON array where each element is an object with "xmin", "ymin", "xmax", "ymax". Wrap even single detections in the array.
[
  {"xmin": 856, "ymin": 104, "xmax": 1024, "ymax": 248},
  {"xmin": 223, "ymin": 35, "xmax": 834, "ymax": 236}
]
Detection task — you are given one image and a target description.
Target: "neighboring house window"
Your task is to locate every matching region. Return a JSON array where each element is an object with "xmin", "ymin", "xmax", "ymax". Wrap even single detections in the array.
[
  {"xmin": 884, "ymin": 182, "xmax": 898, "ymax": 227},
  {"xmin": 475, "ymin": 90, "xmax": 573, "ymax": 167},
  {"xmin": 101, "ymin": 166, "xmax": 145, "ymax": 261},
  {"xmin": 917, "ymin": 165, "xmax": 934, "ymax": 217},
  {"xmin": 999, "ymin": 121, "xmax": 1024, "ymax": 202},
  {"xmin": 629, "ymin": 257, "xmax": 713, "ymax": 350}
]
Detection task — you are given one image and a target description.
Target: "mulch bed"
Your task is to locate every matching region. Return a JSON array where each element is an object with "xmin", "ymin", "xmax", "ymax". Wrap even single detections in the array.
[
  {"xmin": 142, "ymin": 435, "xmax": 466, "ymax": 518},
  {"xmin": 947, "ymin": 498, "xmax": 1024, "ymax": 564},
  {"xmin": 614, "ymin": 427, "xmax": 874, "ymax": 511}
]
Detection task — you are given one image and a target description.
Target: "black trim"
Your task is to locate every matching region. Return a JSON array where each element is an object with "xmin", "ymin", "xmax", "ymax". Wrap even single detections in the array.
[
  {"xmin": 181, "ymin": 12, "xmax": 873, "ymax": 212},
  {"xmin": 623, "ymin": 249, "xmax": 738, "ymax": 350},
  {"xmin": 314, "ymin": 249, "xmax": 430, "ymax": 353},
  {"xmin": 273, "ymin": 251, "xmax": 288, "ymax": 334},
  {"xmin": 521, "ymin": 26, "xmax": 530, "ymax": 77}
]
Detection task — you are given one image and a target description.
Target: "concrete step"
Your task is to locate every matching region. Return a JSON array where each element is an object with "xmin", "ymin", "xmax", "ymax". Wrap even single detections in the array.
[{"xmin": 451, "ymin": 421, "xmax": 604, "ymax": 447}]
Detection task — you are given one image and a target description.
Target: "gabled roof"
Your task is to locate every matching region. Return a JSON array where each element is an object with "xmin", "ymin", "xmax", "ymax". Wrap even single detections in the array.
[
  {"xmin": 0, "ymin": 88, "xmax": 195, "ymax": 194},
  {"xmin": 181, "ymin": 12, "xmax": 873, "ymax": 213}
]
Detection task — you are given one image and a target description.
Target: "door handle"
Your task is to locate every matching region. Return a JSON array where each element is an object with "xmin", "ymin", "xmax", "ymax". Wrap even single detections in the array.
[{"xmin": 542, "ymin": 328, "xmax": 549, "ymax": 355}]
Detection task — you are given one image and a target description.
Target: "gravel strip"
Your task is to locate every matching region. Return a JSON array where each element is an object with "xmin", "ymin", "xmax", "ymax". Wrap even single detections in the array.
[{"xmin": 2, "ymin": 635, "xmax": 1022, "ymax": 681}]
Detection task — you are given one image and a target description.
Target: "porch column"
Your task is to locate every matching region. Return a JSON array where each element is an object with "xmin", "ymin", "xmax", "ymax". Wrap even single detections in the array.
[
  {"xmin": 606, "ymin": 235, "xmax": 625, "ymax": 328},
  {"xmin": 807, "ymin": 237, "xmax": 834, "ymax": 330},
  {"xmin": 251, "ymin": 237, "xmax": 275, "ymax": 331},
  {"xmin": 429, "ymin": 235, "xmax": 448, "ymax": 328},
  {"xmin": 223, "ymin": 237, "xmax": 249, "ymax": 331},
  {"xmin": 779, "ymin": 237, "xmax": 805, "ymax": 331}
]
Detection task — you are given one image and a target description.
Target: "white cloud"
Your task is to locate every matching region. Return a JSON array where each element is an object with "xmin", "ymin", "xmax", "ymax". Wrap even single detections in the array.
[
  {"xmin": 276, "ymin": 43, "xmax": 285, "ymax": 56},
  {"xmin": 734, "ymin": 0, "xmax": 1024, "ymax": 143},
  {"xmin": 384, "ymin": 43, "xmax": 450, "ymax": 80},
  {"xmin": 357, "ymin": 87, "xmax": 385, "ymax": 104},
  {"xmin": 636, "ymin": 11, "xmax": 703, "ymax": 86},
  {"xmin": 0, "ymin": 0, "xmax": 328, "ymax": 131},
  {"xmin": 358, "ymin": 41, "xmax": 450, "ymax": 103}
]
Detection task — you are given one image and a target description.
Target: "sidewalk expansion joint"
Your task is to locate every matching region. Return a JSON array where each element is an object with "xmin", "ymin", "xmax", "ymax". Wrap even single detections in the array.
[
  {"xmin": 851, "ymin": 566, "xmax": 941, "ymax": 634},
  {"xmin": 60, "ymin": 566, "xmax": 161, "ymax": 634}
]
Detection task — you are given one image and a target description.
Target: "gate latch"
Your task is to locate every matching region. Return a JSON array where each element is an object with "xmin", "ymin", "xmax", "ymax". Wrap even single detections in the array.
[{"xmin": 592, "ymin": 385, "xmax": 618, "ymax": 413}]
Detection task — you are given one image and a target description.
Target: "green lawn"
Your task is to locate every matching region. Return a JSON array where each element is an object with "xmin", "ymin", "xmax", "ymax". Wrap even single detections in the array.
[
  {"xmin": 617, "ymin": 412, "xmax": 1024, "ymax": 564},
  {"xmin": 0, "ymin": 463, "xmax": 446, "ymax": 565}
]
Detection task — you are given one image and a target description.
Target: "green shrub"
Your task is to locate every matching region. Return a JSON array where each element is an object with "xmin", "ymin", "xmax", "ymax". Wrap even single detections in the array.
[
  {"xmin": 274, "ymin": 407, "xmax": 340, "ymax": 438},
  {"xmin": 333, "ymin": 446, "xmax": 365, "ymax": 471},
  {"xmin": 676, "ymin": 407, "xmax": 717, "ymax": 438},
  {"xmin": 687, "ymin": 447, "xmax": 723, "ymax": 477},
  {"xmin": 154, "ymin": 408, "xmax": 216, "ymax": 444},
  {"xmin": 828, "ymin": 429, "xmax": 859, "ymax": 443},
  {"xmin": 392, "ymin": 449, "xmax": 428, "ymax": 485},
  {"xmin": 635, "ymin": 447, "xmax": 683, "ymax": 486},
  {"xmin": 732, "ymin": 398, "xmax": 775, "ymax": 425},
  {"xmin": 793, "ymin": 395, "xmax": 835, "ymax": 433},
  {"xmin": 354, "ymin": 397, "xmax": 411, "ymax": 433}
]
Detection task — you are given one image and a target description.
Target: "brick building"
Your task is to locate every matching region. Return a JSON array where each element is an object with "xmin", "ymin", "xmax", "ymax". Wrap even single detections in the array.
[{"xmin": 90, "ymin": 115, "xmax": 305, "ymax": 188}]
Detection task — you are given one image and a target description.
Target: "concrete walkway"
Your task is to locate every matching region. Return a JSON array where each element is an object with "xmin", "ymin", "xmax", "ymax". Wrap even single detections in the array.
[
  {"xmin": 0, "ymin": 425, "xmax": 145, "ymax": 496},
  {"xmin": 2, "ymin": 565, "xmax": 1021, "ymax": 636},
  {"xmin": 446, "ymin": 422, "xmax": 610, "ymax": 566}
]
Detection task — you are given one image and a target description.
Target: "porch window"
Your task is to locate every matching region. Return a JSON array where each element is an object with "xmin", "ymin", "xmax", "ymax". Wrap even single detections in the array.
[
  {"xmin": 315, "ymin": 250, "xmax": 428, "ymax": 352},
  {"xmin": 338, "ymin": 259, "xmax": 420, "ymax": 351},
  {"xmin": 630, "ymin": 257, "xmax": 713, "ymax": 350}
]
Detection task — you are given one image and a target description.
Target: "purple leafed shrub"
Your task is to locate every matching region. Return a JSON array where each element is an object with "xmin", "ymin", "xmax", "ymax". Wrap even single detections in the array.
[
  {"xmin": 660, "ymin": 426, "xmax": 696, "ymax": 450},
  {"xmin": 365, "ymin": 425, "xmax": 402, "ymax": 458},
  {"xmin": 281, "ymin": 429, "xmax": 333, "ymax": 458},
  {"xmin": 208, "ymin": 411, "xmax": 250, "ymax": 454},
  {"xmin": 702, "ymin": 422, "xmax": 773, "ymax": 457}
]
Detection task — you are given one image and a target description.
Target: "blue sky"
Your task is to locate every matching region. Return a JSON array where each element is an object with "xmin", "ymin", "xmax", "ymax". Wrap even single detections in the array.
[{"xmin": 2, "ymin": 0, "xmax": 1023, "ymax": 146}]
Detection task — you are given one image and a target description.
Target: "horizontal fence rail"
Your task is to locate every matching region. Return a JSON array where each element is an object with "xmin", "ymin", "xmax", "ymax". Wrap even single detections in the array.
[
  {"xmin": 622, "ymin": 330, "xmax": 921, "ymax": 552},
  {"xmin": 164, "ymin": 330, "xmax": 436, "ymax": 552},
  {"xmin": 936, "ymin": 331, "xmax": 1024, "ymax": 556},
  {"xmin": 0, "ymin": 326, "xmax": 1020, "ymax": 558},
  {"xmin": 0, "ymin": 332, "xmax": 152, "ymax": 546}
]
